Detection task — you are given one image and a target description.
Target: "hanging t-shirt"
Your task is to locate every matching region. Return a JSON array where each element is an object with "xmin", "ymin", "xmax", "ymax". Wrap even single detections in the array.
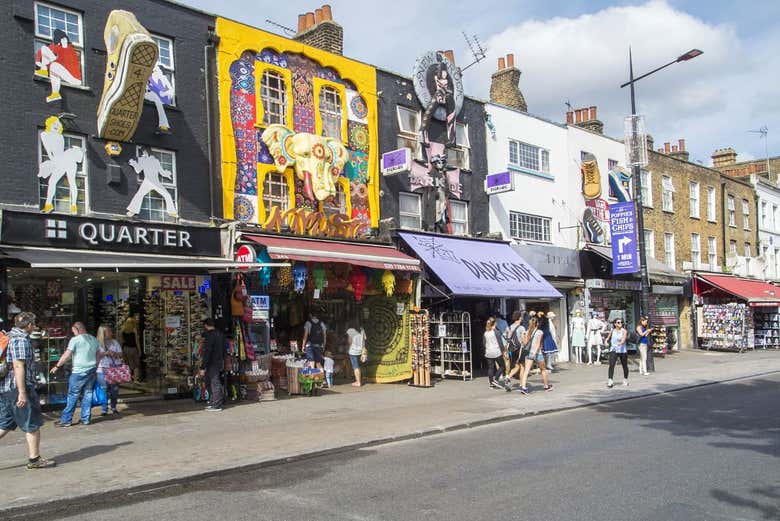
[{"xmin": 346, "ymin": 328, "xmax": 365, "ymax": 356}]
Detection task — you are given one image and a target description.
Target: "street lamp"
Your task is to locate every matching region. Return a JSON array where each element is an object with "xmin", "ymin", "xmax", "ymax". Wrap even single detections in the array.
[{"xmin": 620, "ymin": 47, "xmax": 702, "ymax": 372}]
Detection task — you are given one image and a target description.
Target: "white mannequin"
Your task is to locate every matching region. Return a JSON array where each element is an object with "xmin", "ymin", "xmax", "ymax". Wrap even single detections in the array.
[
  {"xmin": 570, "ymin": 309, "xmax": 586, "ymax": 364},
  {"xmin": 586, "ymin": 312, "xmax": 605, "ymax": 365}
]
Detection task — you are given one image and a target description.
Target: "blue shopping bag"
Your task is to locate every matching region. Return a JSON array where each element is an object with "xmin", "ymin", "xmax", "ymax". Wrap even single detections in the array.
[{"xmin": 91, "ymin": 379, "xmax": 107, "ymax": 407}]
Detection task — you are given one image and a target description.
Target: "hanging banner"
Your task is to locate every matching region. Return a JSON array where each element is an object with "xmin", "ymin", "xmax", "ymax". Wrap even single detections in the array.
[{"xmin": 609, "ymin": 202, "xmax": 639, "ymax": 275}]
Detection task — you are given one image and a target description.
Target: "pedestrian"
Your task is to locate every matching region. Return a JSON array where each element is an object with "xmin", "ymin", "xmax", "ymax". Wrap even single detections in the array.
[
  {"xmin": 636, "ymin": 316, "xmax": 653, "ymax": 376},
  {"xmin": 484, "ymin": 317, "xmax": 508, "ymax": 390},
  {"xmin": 519, "ymin": 314, "xmax": 553, "ymax": 394},
  {"xmin": 542, "ymin": 311, "xmax": 559, "ymax": 371},
  {"xmin": 323, "ymin": 351, "xmax": 335, "ymax": 388},
  {"xmin": 96, "ymin": 325, "xmax": 122, "ymax": 416},
  {"xmin": 302, "ymin": 310, "xmax": 327, "ymax": 370},
  {"xmin": 52, "ymin": 322, "xmax": 98, "ymax": 427},
  {"xmin": 504, "ymin": 311, "xmax": 528, "ymax": 389},
  {"xmin": 494, "ymin": 310, "xmax": 509, "ymax": 338},
  {"xmin": 345, "ymin": 321, "xmax": 366, "ymax": 387},
  {"xmin": 0, "ymin": 312, "xmax": 55, "ymax": 468},
  {"xmin": 199, "ymin": 319, "xmax": 225, "ymax": 411},
  {"xmin": 605, "ymin": 318, "xmax": 629, "ymax": 388}
]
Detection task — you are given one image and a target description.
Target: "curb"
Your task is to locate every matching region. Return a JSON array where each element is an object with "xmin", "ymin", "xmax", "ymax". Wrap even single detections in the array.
[{"xmin": 4, "ymin": 368, "xmax": 779, "ymax": 520}]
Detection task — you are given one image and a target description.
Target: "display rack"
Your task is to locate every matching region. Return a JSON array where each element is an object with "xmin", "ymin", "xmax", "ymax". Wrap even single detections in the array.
[
  {"xmin": 40, "ymin": 334, "xmax": 69, "ymax": 405},
  {"xmin": 429, "ymin": 311, "xmax": 472, "ymax": 381},
  {"xmin": 698, "ymin": 303, "xmax": 753, "ymax": 353},
  {"xmin": 409, "ymin": 310, "xmax": 432, "ymax": 387},
  {"xmin": 752, "ymin": 308, "xmax": 780, "ymax": 349}
]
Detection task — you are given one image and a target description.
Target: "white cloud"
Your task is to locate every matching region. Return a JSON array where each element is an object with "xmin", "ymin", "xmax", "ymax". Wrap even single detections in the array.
[{"xmin": 467, "ymin": 0, "xmax": 779, "ymax": 165}]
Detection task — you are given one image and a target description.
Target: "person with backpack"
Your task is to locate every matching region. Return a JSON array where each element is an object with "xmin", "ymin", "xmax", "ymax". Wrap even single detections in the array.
[
  {"xmin": 504, "ymin": 311, "xmax": 527, "ymax": 390},
  {"xmin": 0, "ymin": 312, "xmax": 55, "ymax": 469},
  {"xmin": 484, "ymin": 317, "xmax": 509, "ymax": 390},
  {"xmin": 302, "ymin": 311, "xmax": 327, "ymax": 369},
  {"xmin": 519, "ymin": 314, "xmax": 553, "ymax": 395}
]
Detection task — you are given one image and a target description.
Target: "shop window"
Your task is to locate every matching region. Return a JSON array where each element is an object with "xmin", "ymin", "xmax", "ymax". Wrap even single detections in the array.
[
  {"xmin": 691, "ymin": 233, "xmax": 701, "ymax": 268},
  {"xmin": 708, "ymin": 236, "xmax": 717, "ymax": 267},
  {"xmin": 396, "ymin": 106, "xmax": 422, "ymax": 160},
  {"xmin": 727, "ymin": 195, "xmax": 736, "ymax": 227},
  {"xmin": 664, "ymin": 232, "xmax": 675, "ymax": 270},
  {"xmin": 742, "ymin": 199, "xmax": 750, "ymax": 230},
  {"xmin": 661, "ymin": 176, "xmax": 674, "ymax": 212},
  {"xmin": 509, "ymin": 139, "xmax": 549, "ymax": 174},
  {"xmin": 689, "ymin": 181, "xmax": 699, "ymax": 218},
  {"xmin": 150, "ymin": 35, "xmax": 175, "ymax": 106},
  {"xmin": 38, "ymin": 131, "xmax": 87, "ymax": 214},
  {"xmin": 644, "ymin": 229, "xmax": 655, "ymax": 259},
  {"xmin": 319, "ymin": 86, "xmax": 342, "ymax": 140},
  {"xmin": 399, "ymin": 192, "xmax": 421, "ymax": 230},
  {"xmin": 260, "ymin": 70, "xmax": 287, "ymax": 126},
  {"xmin": 447, "ymin": 123, "xmax": 470, "ymax": 170},
  {"xmin": 322, "ymin": 183, "xmax": 347, "ymax": 217},
  {"xmin": 640, "ymin": 169, "xmax": 652, "ymax": 207},
  {"xmin": 262, "ymin": 172, "xmax": 289, "ymax": 216},
  {"xmin": 135, "ymin": 147, "xmax": 177, "ymax": 223},
  {"xmin": 706, "ymin": 186, "xmax": 717, "ymax": 222},
  {"xmin": 449, "ymin": 200, "xmax": 468, "ymax": 236},
  {"xmin": 510, "ymin": 211, "xmax": 551, "ymax": 243},
  {"xmin": 34, "ymin": 3, "xmax": 85, "ymax": 86}
]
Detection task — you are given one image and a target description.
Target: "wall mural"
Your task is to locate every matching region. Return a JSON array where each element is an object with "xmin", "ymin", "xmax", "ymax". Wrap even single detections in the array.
[
  {"xmin": 409, "ymin": 140, "xmax": 462, "ymax": 234},
  {"xmin": 581, "ymin": 152, "xmax": 606, "ymax": 245},
  {"xmin": 145, "ymin": 65, "xmax": 174, "ymax": 133},
  {"xmin": 412, "ymin": 51, "xmax": 464, "ymax": 146},
  {"xmin": 126, "ymin": 149, "xmax": 178, "ymax": 218},
  {"xmin": 217, "ymin": 18, "xmax": 379, "ymax": 231},
  {"xmin": 97, "ymin": 10, "xmax": 158, "ymax": 142},
  {"xmin": 35, "ymin": 29, "xmax": 83, "ymax": 103},
  {"xmin": 38, "ymin": 116, "xmax": 84, "ymax": 214}
]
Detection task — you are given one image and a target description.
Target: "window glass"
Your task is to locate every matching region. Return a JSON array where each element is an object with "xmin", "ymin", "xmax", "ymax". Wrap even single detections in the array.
[
  {"xmin": 150, "ymin": 35, "xmax": 175, "ymax": 106},
  {"xmin": 322, "ymin": 183, "xmax": 347, "ymax": 217},
  {"xmin": 509, "ymin": 140, "xmax": 548, "ymax": 173},
  {"xmin": 449, "ymin": 200, "xmax": 468, "ymax": 235},
  {"xmin": 509, "ymin": 212, "xmax": 551, "ymax": 242},
  {"xmin": 135, "ymin": 147, "xmax": 177, "ymax": 223},
  {"xmin": 34, "ymin": 3, "xmax": 84, "ymax": 88},
  {"xmin": 38, "ymin": 132, "xmax": 87, "ymax": 214},
  {"xmin": 399, "ymin": 193, "xmax": 421, "ymax": 229},
  {"xmin": 262, "ymin": 172, "xmax": 289, "ymax": 216},
  {"xmin": 260, "ymin": 70, "xmax": 287, "ymax": 126},
  {"xmin": 319, "ymin": 86, "xmax": 342, "ymax": 140}
]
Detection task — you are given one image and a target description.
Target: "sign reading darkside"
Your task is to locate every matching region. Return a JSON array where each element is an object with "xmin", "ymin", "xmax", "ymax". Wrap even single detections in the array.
[
  {"xmin": 609, "ymin": 201, "xmax": 639, "ymax": 274},
  {"xmin": 484, "ymin": 171, "xmax": 514, "ymax": 195}
]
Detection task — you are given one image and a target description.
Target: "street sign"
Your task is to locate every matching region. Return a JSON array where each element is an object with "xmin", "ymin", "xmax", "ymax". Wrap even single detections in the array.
[
  {"xmin": 484, "ymin": 171, "xmax": 514, "ymax": 195},
  {"xmin": 609, "ymin": 201, "xmax": 639, "ymax": 274},
  {"xmin": 381, "ymin": 148, "xmax": 411, "ymax": 176}
]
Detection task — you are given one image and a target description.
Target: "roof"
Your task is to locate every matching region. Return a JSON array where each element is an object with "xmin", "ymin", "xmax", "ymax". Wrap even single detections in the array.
[{"xmin": 695, "ymin": 273, "xmax": 780, "ymax": 306}]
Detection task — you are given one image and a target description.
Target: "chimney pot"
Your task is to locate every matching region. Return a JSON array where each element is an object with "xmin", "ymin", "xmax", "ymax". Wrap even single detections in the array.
[
  {"xmin": 658, "ymin": 148, "xmax": 664, "ymax": 153},
  {"xmin": 497, "ymin": 57, "xmax": 505, "ymax": 70},
  {"xmin": 574, "ymin": 110, "xmax": 581, "ymax": 123},
  {"xmin": 297, "ymin": 14, "xmax": 306, "ymax": 32},
  {"xmin": 566, "ymin": 111, "xmax": 574, "ymax": 124},
  {"xmin": 506, "ymin": 53, "xmax": 515, "ymax": 68},
  {"xmin": 664, "ymin": 142, "xmax": 671, "ymax": 153},
  {"xmin": 314, "ymin": 8, "xmax": 323, "ymax": 23},
  {"xmin": 589, "ymin": 106, "xmax": 597, "ymax": 121},
  {"xmin": 679, "ymin": 138, "xmax": 685, "ymax": 151},
  {"xmin": 672, "ymin": 145, "xmax": 679, "ymax": 152},
  {"xmin": 321, "ymin": 4, "xmax": 333, "ymax": 20},
  {"xmin": 305, "ymin": 12, "xmax": 315, "ymax": 29}
]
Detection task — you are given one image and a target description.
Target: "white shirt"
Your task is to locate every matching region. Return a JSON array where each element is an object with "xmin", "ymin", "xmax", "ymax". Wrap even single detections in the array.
[
  {"xmin": 323, "ymin": 357, "xmax": 334, "ymax": 373},
  {"xmin": 346, "ymin": 328, "xmax": 365, "ymax": 356},
  {"xmin": 97, "ymin": 339, "xmax": 123, "ymax": 373},
  {"xmin": 483, "ymin": 330, "xmax": 502, "ymax": 359}
]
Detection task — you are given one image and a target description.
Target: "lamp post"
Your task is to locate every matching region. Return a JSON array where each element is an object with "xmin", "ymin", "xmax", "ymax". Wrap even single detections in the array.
[{"xmin": 621, "ymin": 47, "xmax": 702, "ymax": 371}]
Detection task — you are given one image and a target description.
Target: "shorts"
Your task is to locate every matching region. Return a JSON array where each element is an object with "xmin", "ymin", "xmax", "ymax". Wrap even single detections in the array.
[
  {"xmin": 510, "ymin": 349, "xmax": 526, "ymax": 366},
  {"xmin": 349, "ymin": 354, "xmax": 361, "ymax": 368},
  {"xmin": 528, "ymin": 349, "xmax": 545, "ymax": 363},
  {"xmin": 306, "ymin": 345, "xmax": 324, "ymax": 364},
  {"xmin": 0, "ymin": 386, "xmax": 44, "ymax": 433}
]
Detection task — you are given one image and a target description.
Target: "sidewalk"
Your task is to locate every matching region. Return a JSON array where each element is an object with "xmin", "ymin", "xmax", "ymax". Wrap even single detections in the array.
[{"xmin": 2, "ymin": 349, "xmax": 779, "ymax": 516}]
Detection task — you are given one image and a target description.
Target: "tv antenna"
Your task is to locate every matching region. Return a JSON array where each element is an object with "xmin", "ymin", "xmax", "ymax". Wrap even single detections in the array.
[
  {"xmin": 460, "ymin": 31, "xmax": 487, "ymax": 72},
  {"xmin": 565, "ymin": 100, "xmax": 574, "ymax": 112},
  {"xmin": 265, "ymin": 19, "xmax": 296, "ymax": 36},
  {"xmin": 748, "ymin": 125, "xmax": 771, "ymax": 180}
]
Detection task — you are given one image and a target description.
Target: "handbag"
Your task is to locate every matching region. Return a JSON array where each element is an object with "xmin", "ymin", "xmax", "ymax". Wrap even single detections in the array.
[
  {"xmin": 104, "ymin": 360, "xmax": 132, "ymax": 384},
  {"xmin": 91, "ymin": 380, "xmax": 107, "ymax": 407}
]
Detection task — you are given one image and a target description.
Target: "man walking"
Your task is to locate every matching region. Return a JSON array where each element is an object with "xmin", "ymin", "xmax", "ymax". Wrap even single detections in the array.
[
  {"xmin": 51, "ymin": 322, "xmax": 98, "ymax": 426},
  {"xmin": 0, "ymin": 312, "xmax": 55, "ymax": 468},
  {"xmin": 199, "ymin": 319, "xmax": 225, "ymax": 411}
]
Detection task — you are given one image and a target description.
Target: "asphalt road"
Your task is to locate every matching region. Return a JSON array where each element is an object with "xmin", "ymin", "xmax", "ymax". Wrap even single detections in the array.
[{"xmin": 44, "ymin": 373, "xmax": 780, "ymax": 521}]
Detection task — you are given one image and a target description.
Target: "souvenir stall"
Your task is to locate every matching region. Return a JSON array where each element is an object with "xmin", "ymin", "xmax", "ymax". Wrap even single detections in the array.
[
  {"xmin": 693, "ymin": 273, "xmax": 780, "ymax": 352},
  {"xmin": 648, "ymin": 294, "xmax": 680, "ymax": 355}
]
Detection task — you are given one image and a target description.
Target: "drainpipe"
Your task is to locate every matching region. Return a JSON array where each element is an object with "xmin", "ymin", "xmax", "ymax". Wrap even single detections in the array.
[
  {"xmin": 204, "ymin": 29, "xmax": 220, "ymax": 224},
  {"xmin": 721, "ymin": 180, "xmax": 727, "ymax": 270}
]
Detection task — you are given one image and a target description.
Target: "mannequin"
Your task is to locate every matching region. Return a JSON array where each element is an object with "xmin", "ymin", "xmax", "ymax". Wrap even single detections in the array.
[
  {"xmin": 570, "ymin": 309, "xmax": 586, "ymax": 364},
  {"xmin": 121, "ymin": 313, "xmax": 141, "ymax": 381},
  {"xmin": 586, "ymin": 312, "xmax": 605, "ymax": 365}
]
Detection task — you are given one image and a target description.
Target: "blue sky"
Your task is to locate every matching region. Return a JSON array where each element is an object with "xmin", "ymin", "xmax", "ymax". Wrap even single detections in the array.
[{"xmin": 178, "ymin": 0, "xmax": 779, "ymax": 166}]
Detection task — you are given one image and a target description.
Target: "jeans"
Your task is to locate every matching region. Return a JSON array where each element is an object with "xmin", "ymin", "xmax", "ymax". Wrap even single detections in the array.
[
  {"xmin": 638, "ymin": 343, "xmax": 648, "ymax": 374},
  {"xmin": 60, "ymin": 368, "xmax": 96, "ymax": 425},
  {"xmin": 326, "ymin": 371, "xmax": 334, "ymax": 387},
  {"xmin": 207, "ymin": 368, "xmax": 223, "ymax": 409},
  {"xmin": 487, "ymin": 356, "xmax": 506, "ymax": 384},
  {"xmin": 608, "ymin": 352, "xmax": 629, "ymax": 380},
  {"xmin": 96, "ymin": 372, "xmax": 119, "ymax": 413}
]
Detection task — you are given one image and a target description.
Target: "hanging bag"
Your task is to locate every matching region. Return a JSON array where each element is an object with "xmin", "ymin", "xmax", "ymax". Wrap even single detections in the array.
[
  {"xmin": 91, "ymin": 379, "xmax": 108, "ymax": 407},
  {"xmin": 104, "ymin": 352, "xmax": 131, "ymax": 385}
]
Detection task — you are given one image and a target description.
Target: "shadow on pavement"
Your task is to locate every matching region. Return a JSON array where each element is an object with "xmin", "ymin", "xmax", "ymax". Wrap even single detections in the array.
[{"xmin": 710, "ymin": 487, "xmax": 780, "ymax": 520}]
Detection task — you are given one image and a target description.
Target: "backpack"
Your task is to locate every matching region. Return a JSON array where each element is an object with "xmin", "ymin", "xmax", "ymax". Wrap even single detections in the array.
[
  {"xmin": 308, "ymin": 321, "xmax": 324, "ymax": 346},
  {"xmin": 507, "ymin": 326, "xmax": 523, "ymax": 353},
  {"xmin": 0, "ymin": 331, "xmax": 10, "ymax": 379}
]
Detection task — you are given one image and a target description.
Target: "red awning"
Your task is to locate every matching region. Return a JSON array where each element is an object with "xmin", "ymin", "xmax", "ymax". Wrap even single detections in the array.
[
  {"xmin": 245, "ymin": 235, "xmax": 421, "ymax": 272},
  {"xmin": 696, "ymin": 274, "xmax": 780, "ymax": 306}
]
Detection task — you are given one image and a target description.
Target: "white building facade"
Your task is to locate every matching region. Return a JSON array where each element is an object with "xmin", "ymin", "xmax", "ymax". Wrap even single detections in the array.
[{"xmin": 754, "ymin": 175, "xmax": 780, "ymax": 281}]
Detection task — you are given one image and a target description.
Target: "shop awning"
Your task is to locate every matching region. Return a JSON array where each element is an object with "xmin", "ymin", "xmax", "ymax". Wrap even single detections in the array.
[
  {"xmin": 585, "ymin": 245, "xmax": 687, "ymax": 284},
  {"xmin": 695, "ymin": 273, "xmax": 780, "ymax": 306},
  {"xmin": 0, "ymin": 246, "xmax": 283, "ymax": 271},
  {"xmin": 399, "ymin": 232, "xmax": 561, "ymax": 298},
  {"xmin": 245, "ymin": 235, "xmax": 421, "ymax": 272}
]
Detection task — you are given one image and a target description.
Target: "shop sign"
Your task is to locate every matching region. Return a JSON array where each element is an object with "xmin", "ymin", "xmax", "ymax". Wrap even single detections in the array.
[
  {"xmin": 381, "ymin": 148, "xmax": 411, "ymax": 176},
  {"xmin": 262, "ymin": 206, "xmax": 363, "ymax": 239},
  {"xmin": 0, "ymin": 210, "xmax": 222, "ymax": 257},
  {"xmin": 161, "ymin": 275, "xmax": 197, "ymax": 291},
  {"xmin": 484, "ymin": 171, "xmax": 514, "ymax": 195},
  {"xmin": 652, "ymin": 285, "xmax": 684, "ymax": 295},
  {"xmin": 649, "ymin": 295, "xmax": 679, "ymax": 326},
  {"xmin": 250, "ymin": 295, "xmax": 270, "ymax": 321},
  {"xmin": 235, "ymin": 245, "xmax": 256, "ymax": 267},
  {"xmin": 586, "ymin": 278, "xmax": 641, "ymax": 291},
  {"xmin": 585, "ymin": 198, "xmax": 610, "ymax": 221},
  {"xmin": 609, "ymin": 202, "xmax": 639, "ymax": 275}
]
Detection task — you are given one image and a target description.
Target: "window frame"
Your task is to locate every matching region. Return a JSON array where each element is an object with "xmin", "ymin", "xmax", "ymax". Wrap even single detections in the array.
[
  {"xmin": 745, "ymin": 243, "xmax": 752, "ymax": 258},
  {"xmin": 133, "ymin": 146, "xmax": 178, "ymax": 223},
  {"xmin": 706, "ymin": 186, "xmax": 717, "ymax": 222},
  {"xmin": 259, "ymin": 69, "xmax": 289, "ymax": 126},
  {"xmin": 150, "ymin": 34, "xmax": 176, "ymax": 107},
  {"xmin": 398, "ymin": 192, "xmax": 422, "ymax": 230},
  {"xmin": 447, "ymin": 122, "xmax": 471, "ymax": 170},
  {"xmin": 34, "ymin": 2, "xmax": 85, "ymax": 89},
  {"xmin": 449, "ymin": 199, "xmax": 468, "ymax": 236},
  {"xmin": 509, "ymin": 211, "xmax": 552, "ymax": 243},
  {"xmin": 316, "ymin": 82, "xmax": 346, "ymax": 141},
  {"xmin": 396, "ymin": 106, "xmax": 423, "ymax": 160},
  {"xmin": 261, "ymin": 171, "xmax": 292, "ymax": 218},
  {"xmin": 742, "ymin": 199, "xmax": 750, "ymax": 230},
  {"xmin": 37, "ymin": 129, "xmax": 88, "ymax": 215},
  {"xmin": 729, "ymin": 240, "xmax": 737, "ymax": 256},
  {"xmin": 664, "ymin": 232, "xmax": 675, "ymax": 270},
  {"xmin": 707, "ymin": 236, "xmax": 717, "ymax": 267},
  {"xmin": 661, "ymin": 176, "xmax": 675, "ymax": 212},
  {"xmin": 727, "ymin": 195, "xmax": 736, "ymax": 227},
  {"xmin": 644, "ymin": 229, "xmax": 655, "ymax": 259},
  {"xmin": 691, "ymin": 233, "xmax": 701, "ymax": 268},
  {"xmin": 508, "ymin": 139, "xmax": 551, "ymax": 177},
  {"xmin": 640, "ymin": 169, "xmax": 652, "ymax": 207},
  {"xmin": 689, "ymin": 181, "xmax": 700, "ymax": 218}
]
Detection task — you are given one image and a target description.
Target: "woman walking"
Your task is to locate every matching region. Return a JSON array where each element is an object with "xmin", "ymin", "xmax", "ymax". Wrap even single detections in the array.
[
  {"xmin": 346, "ymin": 320, "xmax": 367, "ymax": 387},
  {"xmin": 541, "ymin": 311, "xmax": 558, "ymax": 371},
  {"xmin": 484, "ymin": 317, "xmax": 508, "ymax": 390},
  {"xmin": 605, "ymin": 318, "xmax": 629, "ymax": 388},
  {"xmin": 504, "ymin": 311, "xmax": 528, "ymax": 389},
  {"xmin": 519, "ymin": 315, "xmax": 552, "ymax": 394},
  {"xmin": 636, "ymin": 316, "xmax": 653, "ymax": 376},
  {"xmin": 96, "ymin": 325, "xmax": 122, "ymax": 416}
]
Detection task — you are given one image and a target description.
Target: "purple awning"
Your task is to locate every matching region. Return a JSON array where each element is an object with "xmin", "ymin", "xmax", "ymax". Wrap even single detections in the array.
[{"xmin": 399, "ymin": 233, "xmax": 562, "ymax": 298}]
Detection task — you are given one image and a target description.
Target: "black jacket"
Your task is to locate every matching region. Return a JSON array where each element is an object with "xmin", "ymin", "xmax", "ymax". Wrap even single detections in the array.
[{"xmin": 201, "ymin": 329, "xmax": 225, "ymax": 372}]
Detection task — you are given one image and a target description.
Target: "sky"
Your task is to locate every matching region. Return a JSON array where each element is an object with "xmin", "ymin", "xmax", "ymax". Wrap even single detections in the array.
[{"xmin": 178, "ymin": 0, "xmax": 779, "ymax": 166}]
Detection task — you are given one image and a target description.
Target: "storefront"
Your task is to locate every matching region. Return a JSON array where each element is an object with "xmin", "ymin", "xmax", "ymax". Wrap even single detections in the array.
[
  {"xmin": 0, "ymin": 210, "xmax": 247, "ymax": 403},
  {"xmin": 398, "ymin": 232, "xmax": 560, "ymax": 379},
  {"xmin": 232, "ymin": 234, "xmax": 421, "ymax": 389},
  {"xmin": 693, "ymin": 273, "xmax": 780, "ymax": 352}
]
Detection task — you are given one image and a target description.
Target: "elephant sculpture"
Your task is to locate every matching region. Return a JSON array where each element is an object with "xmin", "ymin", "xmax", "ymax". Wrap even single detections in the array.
[{"xmin": 261, "ymin": 124, "xmax": 349, "ymax": 202}]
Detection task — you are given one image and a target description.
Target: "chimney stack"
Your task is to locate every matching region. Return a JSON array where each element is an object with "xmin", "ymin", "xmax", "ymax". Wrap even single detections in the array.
[
  {"xmin": 712, "ymin": 147, "xmax": 738, "ymax": 168},
  {"xmin": 566, "ymin": 111, "xmax": 574, "ymax": 124},
  {"xmin": 646, "ymin": 134, "xmax": 654, "ymax": 151},
  {"xmin": 489, "ymin": 53, "xmax": 527, "ymax": 112},
  {"xmin": 664, "ymin": 142, "xmax": 671, "ymax": 153},
  {"xmin": 294, "ymin": 4, "xmax": 343, "ymax": 55},
  {"xmin": 658, "ymin": 138, "xmax": 690, "ymax": 161},
  {"xmin": 570, "ymin": 105, "xmax": 603, "ymax": 134}
]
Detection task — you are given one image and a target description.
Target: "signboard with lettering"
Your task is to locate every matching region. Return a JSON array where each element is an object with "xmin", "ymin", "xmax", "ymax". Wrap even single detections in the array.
[
  {"xmin": 609, "ymin": 202, "xmax": 639, "ymax": 275},
  {"xmin": 161, "ymin": 275, "xmax": 197, "ymax": 291},
  {"xmin": 484, "ymin": 171, "xmax": 514, "ymax": 195},
  {"xmin": 0, "ymin": 210, "xmax": 222, "ymax": 257},
  {"xmin": 381, "ymin": 148, "xmax": 411, "ymax": 176}
]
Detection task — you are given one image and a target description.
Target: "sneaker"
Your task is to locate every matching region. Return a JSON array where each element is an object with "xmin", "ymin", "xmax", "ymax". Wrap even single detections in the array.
[
  {"xmin": 504, "ymin": 379, "xmax": 514, "ymax": 391},
  {"xmin": 623, "ymin": 379, "xmax": 629, "ymax": 387},
  {"xmin": 46, "ymin": 92, "xmax": 62, "ymax": 103},
  {"xmin": 519, "ymin": 387, "xmax": 529, "ymax": 395},
  {"xmin": 583, "ymin": 208, "xmax": 605, "ymax": 244},
  {"xmin": 26, "ymin": 457, "xmax": 56, "ymax": 469},
  {"xmin": 54, "ymin": 421, "xmax": 72, "ymax": 428},
  {"xmin": 608, "ymin": 167, "xmax": 632, "ymax": 202},
  {"xmin": 607, "ymin": 379, "xmax": 614, "ymax": 388},
  {"xmin": 97, "ymin": 10, "xmax": 158, "ymax": 141},
  {"xmin": 581, "ymin": 154, "xmax": 602, "ymax": 200},
  {"xmin": 544, "ymin": 384, "xmax": 554, "ymax": 392},
  {"xmin": 100, "ymin": 411, "xmax": 109, "ymax": 416},
  {"xmin": 41, "ymin": 203, "xmax": 54, "ymax": 214},
  {"xmin": 206, "ymin": 407, "xmax": 223, "ymax": 412}
]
